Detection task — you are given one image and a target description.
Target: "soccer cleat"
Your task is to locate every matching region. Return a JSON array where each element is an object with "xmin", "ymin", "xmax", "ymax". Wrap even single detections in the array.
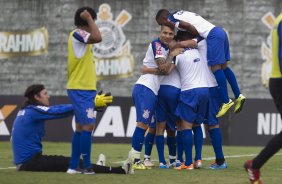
[
  {"xmin": 209, "ymin": 161, "xmax": 228, "ymax": 169},
  {"xmin": 174, "ymin": 160, "xmax": 183, "ymax": 167},
  {"xmin": 174, "ymin": 163, "xmax": 194, "ymax": 170},
  {"xmin": 194, "ymin": 160, "xmax": 203, "ymax": 169},
  {"xmin": 144, "ymin": 158, "xmax": 154, "ymax": 167},
  {"xmin": 234, "ymin": 94, "xmax": 246, "ymax": 113},
  {"xmin": 244, "ymin": 160, "xmax": 263, "ymax": 184},
  {"xmin": 66, "ymin": 168, "xmax": 83, "ymax": 174},
  {"xmin": 133, "ymin": 161, "xmax": 146, "ymax": 170},
  {"xmin": 83, "ymin": 167, "xmax": 95, "ymax": 175},
  {"xmin": 96, "ymin": 153, "xmax": 106, "ymax": 166},
  {"xmin": 216, "ymin": 99, "xmax": 234, "ymax": 117},
  {"xmin": 159, "ymin": 163, "xmax": 169, "ymax": 169}
]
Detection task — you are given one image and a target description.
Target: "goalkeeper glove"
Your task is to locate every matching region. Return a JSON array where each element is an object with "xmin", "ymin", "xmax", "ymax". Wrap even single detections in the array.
[{"xmin": 95, "ymin": 91, "xmax": 113, "ymax": 108}]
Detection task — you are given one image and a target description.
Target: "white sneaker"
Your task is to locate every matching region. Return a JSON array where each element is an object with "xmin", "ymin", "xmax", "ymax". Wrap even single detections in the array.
[
  {"xmin": 144, "ymin": 158, "xmax": 154, "ymax": 167},
  {"xmin": 123, "ymin": 151, "xmax": 134, "ymax": 174},
  {"xmin": 96, "ymin": 153, "xmax": 106, "ymax": 166},
  {"xmin": 66, "ymin": 168, "xmax": 82, "ymax": 174}
]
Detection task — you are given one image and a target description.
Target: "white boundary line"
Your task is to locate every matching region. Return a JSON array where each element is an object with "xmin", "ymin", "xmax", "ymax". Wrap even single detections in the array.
[
  {"xmin": 112, "ymin": 153, "xmax": 282, "ymax": 164},
  {"xmin": 0, "ymin": 166, "xmax": 16, "ymax": 170}
]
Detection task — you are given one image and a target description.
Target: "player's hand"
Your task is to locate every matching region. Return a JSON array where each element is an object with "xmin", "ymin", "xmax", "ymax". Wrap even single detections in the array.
[
  {"xmin": 169, "ymin": 48, "xmax": 184, "ymax": 57},
  {"xmin": 95, "ymin": 91, "xmax": 113, "ymax": 107},
  {"xmin": 168, "ymin": 40, "xmax": 177, "ymax": 50},
  {"xmin": 80, "ymin": 10, "xmax": 92, "ymax": 21}
]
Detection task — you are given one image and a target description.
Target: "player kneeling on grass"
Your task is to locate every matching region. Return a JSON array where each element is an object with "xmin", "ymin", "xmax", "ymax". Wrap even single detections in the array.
[{"xmin": 11, "ymin": 84, "xmax": 133, "ymax": 174}]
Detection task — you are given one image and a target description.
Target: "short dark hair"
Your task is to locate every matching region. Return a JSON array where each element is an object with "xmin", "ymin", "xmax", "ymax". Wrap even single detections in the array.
[
  {"xmin": 22, "ymin": 84, "xmax": 45, "ymax": 108},
  {"xmin": 161, "ymin": 23, "xmax": 174, "ymax": 32},
  {"xmin": 155, "ymin": 9, "xmax": 169, "ymax": 21},
  {"xmin": 74, "ymin": 7, "xmax": 97, "ymax": 27},
  {"xmin": 175, "ymin": 31, "xmax": 196, "ymax": 41}
]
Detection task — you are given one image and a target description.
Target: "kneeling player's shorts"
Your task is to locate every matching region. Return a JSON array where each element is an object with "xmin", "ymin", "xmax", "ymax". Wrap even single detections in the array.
[
  {"xmin": 204, "ymin": 87, "xmax": 222, "ymax": 126},
  {"xmin": 67, "ymin": 89, "xmax": 96, "ymax": 125},
  {"xmin": 156, "ymin": 85, "xmax": 180, "ymax": 131},
  {"xmin": 132, "ymin": 84, "xmax": 157, "ymax": 125},
  {"xmin": 175, "ymin": 87, "xmax": 209, "ymax": 124}
]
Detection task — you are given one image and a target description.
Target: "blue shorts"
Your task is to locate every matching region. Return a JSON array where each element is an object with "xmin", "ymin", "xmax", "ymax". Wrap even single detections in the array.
[
  {"xmin": 206, "ymin": 27, "xmax": 230, "ymax": 66},
  {"xmin": 204, "ymin": 87, "xmax": 223, "ymax": 126},
  {"xmin": 132, "ymin": 84, "xmax": 157, "ymax": 125},
  {"xmin": 175, "ymin": 88, "xmax": 209, "ymax": 124},
  {"xmin": 156, "ymin": 85, "xmax": 180, "ymax": 131},
  {"xmin": 149, "ymin": 115, "xmax": 156, "ymax": 129},
  {"xmin": 67, "ymin": 89, "xmax": 96, "ymax": 125}
]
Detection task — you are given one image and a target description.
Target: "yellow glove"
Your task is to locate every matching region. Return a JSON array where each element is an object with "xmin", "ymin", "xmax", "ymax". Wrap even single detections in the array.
[{"xmin": 95, "ymin": 91, "xmax": 113, "ymax": 108}]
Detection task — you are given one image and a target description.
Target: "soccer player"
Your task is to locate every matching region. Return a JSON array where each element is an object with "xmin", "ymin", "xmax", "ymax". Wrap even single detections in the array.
[
  {"xmin": 197, "ymin": 37, "xmax": 227, "ymax": 169},
  {"xmin": 11, "ymin": 84, "xmax": 133, "ymax": 174},
  {"xmin": 66, "ymin": 7, "xmax": 102, "ymax": 174},
  {"xmin": 244, "ymin": 13, "xmax": 282, "ymax": 184},
  {"xmin": 155, "ymin": 9, "xmax": 246, "ymax": 118},
  {"xmin": 130, "ymin": 24, "xmax": 182, "ymax": 170}
]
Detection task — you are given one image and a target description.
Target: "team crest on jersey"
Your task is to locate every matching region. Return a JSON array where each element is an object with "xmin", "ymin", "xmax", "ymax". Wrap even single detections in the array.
[
  {"xmin": 93, "ymin": 3, "xmax": 135, "ymax": 81},
  {"xmin": 86, "ymin": 108, "xmax": 96, "ymax": 119},
  {"xmin": 142, "ymin": 109, "xmax": 150, "ymax": 119},
  {"xmin": 260, "ymin": 12, "xmax": 275, "ymax": 88}
]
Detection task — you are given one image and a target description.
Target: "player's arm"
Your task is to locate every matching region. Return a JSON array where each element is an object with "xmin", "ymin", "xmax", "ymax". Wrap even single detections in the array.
[
  {"xmin": 156, "ymin": 48, "xmax": 183, "ymax": 75},
  {"xmin": 140, "ymin": 66, "xmax": 159, "ymax": 75},
  {"xmin": 80, "ymin": 10, "xmax": 102, "ymax": 43},
  {"xmin": 178, "ymin": 20, "xmax": 199, "ymax": 37},
  {"xmin": 32, "ymin": 104, "xmax": 74, "ymax": 121}
]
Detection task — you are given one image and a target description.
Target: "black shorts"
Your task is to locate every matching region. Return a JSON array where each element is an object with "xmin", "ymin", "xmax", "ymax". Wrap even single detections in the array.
[{"xmin": 269, "ymin": 78, "xmax": 282, "ymax": 117}]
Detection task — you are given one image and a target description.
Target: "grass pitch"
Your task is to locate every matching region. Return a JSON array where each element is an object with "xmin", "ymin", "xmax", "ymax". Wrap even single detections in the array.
[{"xmin": 0, "ymin": 141, "xmax": 281, "ymax": 184}]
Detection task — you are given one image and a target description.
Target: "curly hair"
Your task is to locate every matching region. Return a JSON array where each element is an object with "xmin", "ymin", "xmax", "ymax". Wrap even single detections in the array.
[{"xmin": 74, "ymin": 7, "xmax": 97, "ymax": 26}]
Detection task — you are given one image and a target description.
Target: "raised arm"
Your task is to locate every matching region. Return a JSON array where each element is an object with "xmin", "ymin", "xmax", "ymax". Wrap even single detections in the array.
[{"xmin": 80, "ymin": 10, "xmax": 102, "ymax": 43}]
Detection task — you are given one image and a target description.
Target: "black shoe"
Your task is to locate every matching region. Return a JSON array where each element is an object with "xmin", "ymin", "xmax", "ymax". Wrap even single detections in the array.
[{"xmin": 83, "ymin": 167, "xmax": 95, "ymax": 175}]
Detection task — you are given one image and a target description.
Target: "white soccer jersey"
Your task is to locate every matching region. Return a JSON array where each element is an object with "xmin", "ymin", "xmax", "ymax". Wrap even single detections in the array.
[
  {"xmin": 169, "ymin": 10, "xmax": 215, "ymax": 38},
  {"xmin": 175, "ymin": 48, "xmax": 211, "ymax": 91},
  {"xmin": 136, "ymin": 38, "xmax": 170, "ymax": 95},
  {"xmin": 72, "ymin": 29, "xmax": 90, "ymax": 58},
  {"xmin": 160, "ymin": 68, "xmax": 181, "ymax": 89},
  {"xmin": 197, "ymin": 39, "xmax": 218, "ymax": 87}
]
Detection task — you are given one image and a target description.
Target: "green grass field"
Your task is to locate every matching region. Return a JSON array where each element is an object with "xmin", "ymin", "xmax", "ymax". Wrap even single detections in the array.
[{"xmin": 0, "ymin": 141, "xmax": 281, "ymax": 184}]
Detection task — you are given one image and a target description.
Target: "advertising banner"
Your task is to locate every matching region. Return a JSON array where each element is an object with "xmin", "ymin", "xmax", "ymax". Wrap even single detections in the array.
[{"xmin": 0, "ymin": 96, "xmax": 281, "ymax": 146}]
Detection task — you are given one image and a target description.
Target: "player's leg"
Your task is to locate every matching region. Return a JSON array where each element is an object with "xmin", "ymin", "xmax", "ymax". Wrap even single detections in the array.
[
  {"xmin": 206, "ymin": 87, "xmax": 227, "ymax": 169},
  {"xmin": 67, "ymin": 90, "xmax": 96, "ymax": 174},
  {"xmin": 155, "ymin": 121, "xmax": 167, "ymax": 168},
  {"xmin": 131, "ymin": 84, "xmax": 157, "ymax": 169},
  {"xmin": 166, "ymin": 127, "xmax": 176, "ymax": 167},
  {"xmin": 207, "ymin": 27, "xmax": 234, "ymax": 117},
  {"xmin": 192, "ymin": 124, "xmax": 203, "ymax": 169},
  {"xmin": 176, "ymin": 120, "xmax": 184, "ymax": 166},
  {"xmin": 144, "ymin": 125, "xmax": 156, "ymax": 167},
  {"xmin": 221, "ymin": 33, "xmax": 245, "ymax": 113}
]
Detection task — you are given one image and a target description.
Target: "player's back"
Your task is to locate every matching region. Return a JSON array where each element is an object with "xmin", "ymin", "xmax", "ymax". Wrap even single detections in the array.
[
  {"xmin": 175, "ymin": 48, "xmax": 210, "ymax": 91},
  {"xmin": 171, "ymin": 10, "xmax": 215, "ymax": 38}
]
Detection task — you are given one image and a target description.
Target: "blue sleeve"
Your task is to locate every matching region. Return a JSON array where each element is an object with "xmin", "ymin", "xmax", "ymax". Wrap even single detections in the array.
[
  {"xmin": 31, "ymin": 104, "xmax": 74, "ymax": 121},
  {"xmin": 73, "ymin": 31, "xmax": 87, "ymax": 43},
  {"xmin": 278, "ymin": 21, "xmax": 282, "ymax": 73},
  {"xmin": 167, "ymin": 13, "xmax": 179, "ymax": 25}
]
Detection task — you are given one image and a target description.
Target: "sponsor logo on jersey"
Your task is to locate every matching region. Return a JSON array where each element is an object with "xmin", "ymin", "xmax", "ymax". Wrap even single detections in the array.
[{"xmin": 93, "ymin": 4, "xmax": 135, "ymax": 81}]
